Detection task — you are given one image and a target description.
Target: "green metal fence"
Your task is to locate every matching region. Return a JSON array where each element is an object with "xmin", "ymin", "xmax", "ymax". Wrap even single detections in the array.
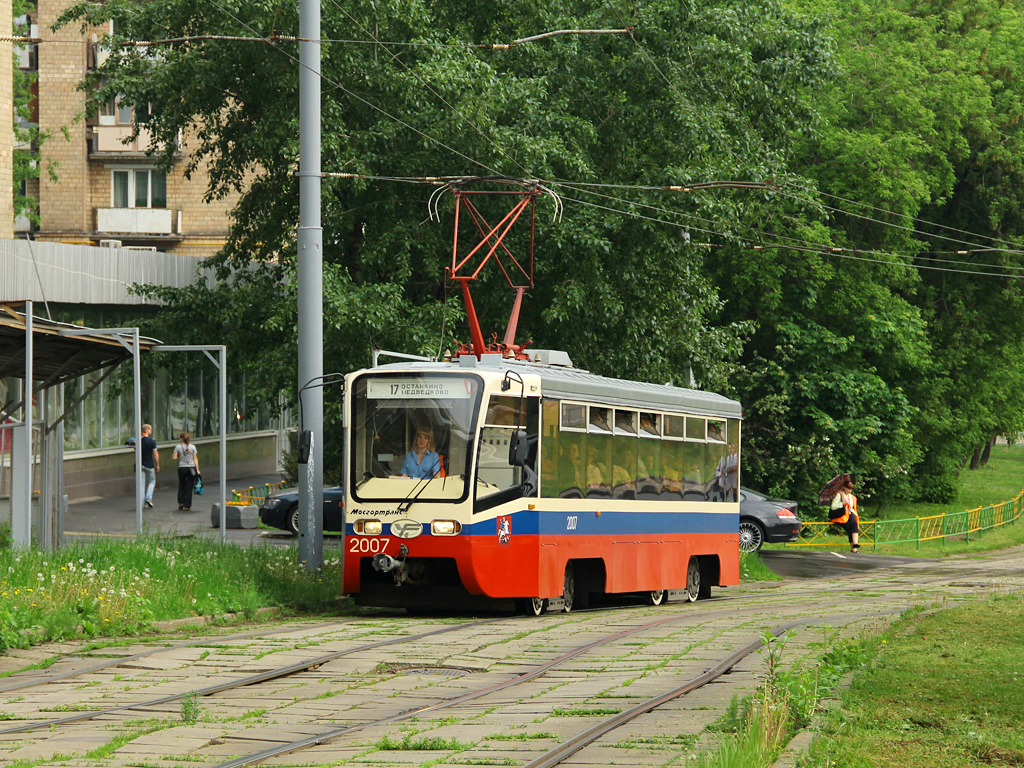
[{"xmin": 788, "ymin": 489, "xmax": 1024, "ymax": 550}]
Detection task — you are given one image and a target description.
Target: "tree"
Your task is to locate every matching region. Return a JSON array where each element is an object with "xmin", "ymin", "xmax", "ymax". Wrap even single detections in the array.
[
  {"xmin": 61, "ymin": 0, "xmax": 835, "ymax": 479},
  {"xmin": 13, "ymin": 0, "xmax": 41, "ymax": 223}
]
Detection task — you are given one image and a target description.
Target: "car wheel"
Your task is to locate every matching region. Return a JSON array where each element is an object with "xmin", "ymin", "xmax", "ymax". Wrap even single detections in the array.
[
  {"xmin": 648, "ymin": 590, "xmax": 666, "ymax": 606},
  {"xmin": 288, "ymin": 506, "xmax": 300, "ymax": 535},
  {"xmin": 685, "ymin": 558, "xmax": 701, "ymax": 603},
  {"xmin": 739, "ymin": 520, "xmax": 765, "ymax": 553}
]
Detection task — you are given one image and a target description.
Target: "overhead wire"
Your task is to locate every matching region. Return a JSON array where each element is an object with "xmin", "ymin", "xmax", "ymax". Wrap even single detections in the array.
[
  {"xmin": 317, "ymin": 0, "xmax": 536, "ymax": 181},
  {"xmin": 202, "ymin": 0, "xmax": 501, "ymax": 176},
  {"xmin": 554, "ymin": 183, "xmax": 1024, "ymax": 279},
  {"xmin": 48, "ymin": 4, "xmax": 1024, "ymax": 277},
  {"xmin": 598, "ymin": 0, "xmax": 1024, "ymax": 262}
]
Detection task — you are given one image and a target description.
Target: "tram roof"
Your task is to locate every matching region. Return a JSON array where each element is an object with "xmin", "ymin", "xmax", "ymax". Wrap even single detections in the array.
[{"xmin": 366, "ymin": 354, "xmax": 742, "ymax": 420}]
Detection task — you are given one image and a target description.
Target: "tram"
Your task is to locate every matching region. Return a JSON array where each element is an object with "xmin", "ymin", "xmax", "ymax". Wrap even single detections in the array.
[{"xmin": 339, "ymin": 179, "xmax": 741, "ymax": 613}]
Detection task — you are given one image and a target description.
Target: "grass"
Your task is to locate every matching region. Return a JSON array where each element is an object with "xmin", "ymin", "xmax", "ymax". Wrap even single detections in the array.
[
  {"xmin": 740, "ymin": 551, "xmax": 783, "ymax": 582},
  {"xmin": 806, "ymin": 593, "xmax": 1024, "ymax": 767},
  {"xmin": 786, "ymin": 444, "xmax": 1024, "ymax": 557},
  {"xmin": 867, "ymin": 444, "xmax": 1024, "ymax": 521},
  {"xmin": 694, "ymin": 631, "xmax": 872, "ymax": 767},
  {"xmin": 0, "ymin": 538, "xmax": 348, "ymax": 653}
]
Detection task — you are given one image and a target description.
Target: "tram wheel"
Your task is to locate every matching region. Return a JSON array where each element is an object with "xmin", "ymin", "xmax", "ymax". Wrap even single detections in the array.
[
  {"xmin": 562, "ymin": 563, "xmax": 576, "ymax": 613},
  {"xmin": 685, "ymin": 558, "xmax": 701, "ymax": 603},
  {"xmin": 518, "ymin": 597, "xmax": 547, "ymax": 616},
  {"xmin": 648, "ymin": 589, "xmax": 666, "ymax": 606}
]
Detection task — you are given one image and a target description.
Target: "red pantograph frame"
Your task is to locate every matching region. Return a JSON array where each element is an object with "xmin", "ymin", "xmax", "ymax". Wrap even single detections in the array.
[{"xmin": 446, "ymin": 182, "xmax": 540, "ymax": 359}]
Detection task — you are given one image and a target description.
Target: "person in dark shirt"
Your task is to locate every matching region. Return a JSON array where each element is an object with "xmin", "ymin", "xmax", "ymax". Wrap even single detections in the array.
[{"xmin": 140, "ymin": 424, "xmax": 160, "ymax": 509}]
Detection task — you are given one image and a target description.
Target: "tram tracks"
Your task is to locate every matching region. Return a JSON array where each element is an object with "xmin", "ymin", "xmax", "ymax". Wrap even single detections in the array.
[
  {"xmin": 0, "ymin": 559, "xmax": 997, "ymax": 768},
  {"xmin": 0, "ymin": 602, "xmax": 861, "ymax": 768}
]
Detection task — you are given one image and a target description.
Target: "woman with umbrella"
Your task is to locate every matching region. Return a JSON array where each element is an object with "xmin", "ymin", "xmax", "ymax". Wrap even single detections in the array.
[{"xmin": 826, "ymin": 475, "xmax": 859, "ymax": 552}]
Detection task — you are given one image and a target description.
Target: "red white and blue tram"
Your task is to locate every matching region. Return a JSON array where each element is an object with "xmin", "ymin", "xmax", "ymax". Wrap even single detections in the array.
[
  {"xmin": 341, "ymin": 353, "xmax": 741, "ymax": 613},
  {"xmin": 340, "ymin": 178, "xmax": 740, "ymax": 613}
]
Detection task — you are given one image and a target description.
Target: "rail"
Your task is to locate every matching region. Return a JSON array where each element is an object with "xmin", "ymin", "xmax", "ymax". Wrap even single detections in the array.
[
  {"xmin": 787, "ymin": 489, "xmax": 1024, "ymax": 550},
  {"xmin": 229, "ymin": 480, "xmax": 287, "ymax": 506}
]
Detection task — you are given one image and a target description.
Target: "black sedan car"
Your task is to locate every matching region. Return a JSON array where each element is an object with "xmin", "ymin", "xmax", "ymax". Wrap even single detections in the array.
[
  {"xmin": 739, "ymin": 487, "xmax": 801, "ymax": 553},
  {"xmin": 259, "ymin": 487, "xmax": 345, "ymax": 534}
]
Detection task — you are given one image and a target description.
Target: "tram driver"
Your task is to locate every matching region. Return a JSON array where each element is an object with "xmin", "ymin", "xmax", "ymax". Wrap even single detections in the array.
[{"xmin": 401, "ymin": 425, "xmax": 442, "ymax": 479}]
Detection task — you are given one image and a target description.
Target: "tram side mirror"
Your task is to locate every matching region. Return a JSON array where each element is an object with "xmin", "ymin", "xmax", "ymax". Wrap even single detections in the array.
[
  {"xmin": 509, "ymin": 430, "xmax": 528, "ymax": 467},
  {"xmin": 298, "ymin": 430, "xmax": 312, "ymax": 464}
]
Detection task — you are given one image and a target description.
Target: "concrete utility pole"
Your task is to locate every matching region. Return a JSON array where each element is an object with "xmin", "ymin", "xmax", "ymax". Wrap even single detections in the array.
[{"xmin": 297, "ymin": 0, "xmax": 323, "ymax": 569}]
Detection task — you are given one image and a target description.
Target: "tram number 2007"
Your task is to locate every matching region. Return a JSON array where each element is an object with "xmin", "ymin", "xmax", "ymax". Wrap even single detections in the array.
[
  {"xmin": 566, "ymin": 515, "xmax": 578, "ymax": 531},
  {"xmin": 349, "ymin": 537, "xmax": 389, "ymax": 554}
]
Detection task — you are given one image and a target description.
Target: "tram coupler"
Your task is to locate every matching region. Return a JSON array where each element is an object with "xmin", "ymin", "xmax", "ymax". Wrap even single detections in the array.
[{"xmin": 371, "ymin": 544, "xmax": 410, "ymax": 586}]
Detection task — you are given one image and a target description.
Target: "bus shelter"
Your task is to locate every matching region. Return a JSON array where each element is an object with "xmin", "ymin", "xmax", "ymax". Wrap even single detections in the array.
[
  {"xmin": 0, "ymin": 301, "xmax": 163, "ymax": 548},
  {"xmin": 1, "ymin": 303, "xmax": 230, "ymax": 550}
]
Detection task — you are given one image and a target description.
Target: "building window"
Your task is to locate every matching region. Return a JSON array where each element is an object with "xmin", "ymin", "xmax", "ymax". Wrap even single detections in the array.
[{"xmin": 112, "ymin": 168, "xmax": 166, "ymax": 208}]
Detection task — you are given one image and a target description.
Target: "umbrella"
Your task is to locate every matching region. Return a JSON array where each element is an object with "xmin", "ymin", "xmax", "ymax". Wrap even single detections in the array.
[{"xmin": 818, "ymin": 473, "xmax": 852, "ymax": 506}]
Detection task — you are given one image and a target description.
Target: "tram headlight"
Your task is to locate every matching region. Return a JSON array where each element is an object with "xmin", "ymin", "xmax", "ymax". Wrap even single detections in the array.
[
  {"xmin": 354, "ymin": 519, "xmax": 383, "ymax": 535},
  {"xmin": 431, "ymin": 520, "xmax": 461, "ymax": 536}
]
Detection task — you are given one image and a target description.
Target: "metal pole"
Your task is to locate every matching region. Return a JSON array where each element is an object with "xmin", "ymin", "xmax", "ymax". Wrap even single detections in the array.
[
  {"xmin": 297, "ymin": 0, "xmax": 323, "ymax": 569},
  {"xmin": 13, "ymin": 302, "xmax": 32, "ymax": 547},
  {"xmin": 133, "ymin": 328, "xmax": 143, "ymax": 536},
  {"xmin": 219, "ymin": 346, "xmax": 227, "ymax": 544}
]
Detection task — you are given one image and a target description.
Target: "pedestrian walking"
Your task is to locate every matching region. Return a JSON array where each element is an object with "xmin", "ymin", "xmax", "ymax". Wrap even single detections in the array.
[
  {"xmin": 172, "ymin": 432, "xmax": 200, "ymax": 511},
  {"xmin": 140, "ymin": 424, "xmax": 160, "ymax": 508}
]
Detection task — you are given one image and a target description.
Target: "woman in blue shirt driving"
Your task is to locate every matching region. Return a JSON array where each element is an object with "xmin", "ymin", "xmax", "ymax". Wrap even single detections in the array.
[{"xmin": 401, "ymin": 426, "xmax": 441, "ymax": 479}]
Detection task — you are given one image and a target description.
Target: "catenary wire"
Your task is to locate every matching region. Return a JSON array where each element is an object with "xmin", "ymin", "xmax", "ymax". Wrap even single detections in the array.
[
  {"xmin": 35, "ymin": 7, "xmax": 1024, "ymax": 269},
  {"xmin": 554, "ymin": 191, "xmax": 1024, "ymax": 280}
]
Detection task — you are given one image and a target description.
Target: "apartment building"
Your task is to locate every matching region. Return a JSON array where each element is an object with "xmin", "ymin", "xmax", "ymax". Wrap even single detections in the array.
[{"xmin": 17, "ymin": 0, "xmax": 238, "ymax": 257}]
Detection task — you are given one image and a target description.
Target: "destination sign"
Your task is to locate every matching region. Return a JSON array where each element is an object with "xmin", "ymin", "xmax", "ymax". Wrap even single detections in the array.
[{"xmin": 368, "ymin": 378, "xmax": 474, "ymax": 400}]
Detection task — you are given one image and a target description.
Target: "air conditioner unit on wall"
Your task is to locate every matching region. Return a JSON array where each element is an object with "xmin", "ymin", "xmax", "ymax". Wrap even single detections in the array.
[{"xmin": 98, "ymin": 239, "xmax": 122, "ymax": 248}]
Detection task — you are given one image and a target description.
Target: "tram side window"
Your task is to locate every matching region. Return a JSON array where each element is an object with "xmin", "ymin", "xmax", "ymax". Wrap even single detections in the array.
[
  {"xmin": 682, "ymin": 439, "xmax": 706, "ymax": 500},
  {"xmin": 612, "ymin": 434, "xmax": 638, "ymax": 499},
  {"xmin": 637, "ymin": 441, "xmax": 662, "ymax": 499},
  {"xmin": 541, "ymin": 400, "xmax": 560, "ymax": 495},
  {"xmin": 587, "ymin": 429, "xmax": 613, "ymax": 498},
  {"xmin": 707, "ymin": 436, "xmax": 728, "ymax": 501},
  {"xmin": 661, "ymin": 439, "xmax": 684, "ymax": 499},
  {"xmin": 720, "ymin": 417, "xmax": 740, "ymax": 502},
  {"xmin": 476, "ymin": 396, "xmax": 538, "ymax": 504}
]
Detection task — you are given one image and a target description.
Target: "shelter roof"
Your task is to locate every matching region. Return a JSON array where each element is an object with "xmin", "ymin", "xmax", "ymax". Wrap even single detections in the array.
[{"xmin": 0, "ymin": 304, "xmax": 162, "ymax": 388}]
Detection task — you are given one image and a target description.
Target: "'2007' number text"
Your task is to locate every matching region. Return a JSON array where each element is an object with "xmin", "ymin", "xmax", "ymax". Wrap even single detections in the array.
[{"xmin": 349, "ymin": 537, "xmax": 390, "ymax": 554}]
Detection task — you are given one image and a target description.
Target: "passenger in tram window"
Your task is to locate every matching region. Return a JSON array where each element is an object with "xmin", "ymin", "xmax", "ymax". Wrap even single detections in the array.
[
  {"xmin": 637, "ymin": 439, "xmax": 662, "ymax": 498},
  {"xmin": 661, "ymin": 441, "xmax": 684, "ymax": 499},
  {"xmin": 401, "ymin": 426, "xmax": 441, "ymax": 479},
  {"xmin": 681, "ymin": 442, "xmax": 706, "ymax": 500},
  {"xmin": 716, "ymin": 449, "xmax": 739, "ymax": 502},
  {"xmin": 559, "ymin": 441, "xmax": 587, "ymax": 498},
  {"xmin": 612, "ymin": 441, "xmax": 642, "ymax": 499},
  {"xmin": 586, "ymin": 434, "xmax": 612, "ymax": 497}
]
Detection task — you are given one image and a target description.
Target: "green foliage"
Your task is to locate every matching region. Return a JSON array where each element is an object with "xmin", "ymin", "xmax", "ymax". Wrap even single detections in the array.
[
  {"xmin": 57, "ymin": 0, "xmax": 834, "ymax": 481},
  {"xmin": 53, "ymin": 0, "xmax": 1024, "ymax": 512},
  {"xmin": 375, "ymin": 733, "xmax": 468, "ymax": 751},
  {"xmin": 180, "ymin": 691, "xmax": 201, "ymax": 724},
  {"xmin": 12, "ymin": 0, "xmax": 43, "ymax": 222},
  {"xmin": 0, "ymin": 539, "xmax": 347, "ymax": 653}
]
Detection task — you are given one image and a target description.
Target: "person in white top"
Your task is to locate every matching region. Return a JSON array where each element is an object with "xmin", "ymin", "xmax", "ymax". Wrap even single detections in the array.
[{"xmin": 172, "ymin": 431, "xmax": 200, "ymax": 511}]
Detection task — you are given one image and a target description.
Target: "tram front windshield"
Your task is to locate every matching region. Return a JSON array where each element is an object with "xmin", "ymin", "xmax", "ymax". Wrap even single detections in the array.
[{"xmin": 350, "ymin": 373, "xmax": 481, "ymax": 502}]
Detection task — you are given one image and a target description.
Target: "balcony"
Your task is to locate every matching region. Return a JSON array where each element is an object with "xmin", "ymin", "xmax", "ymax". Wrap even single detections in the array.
[
  {"xmin": 95, "ymin": 208, "xmax": 180, "ymax": 236},
  {"xmin": 92, "ymin": 123, "xmax": 155, "ymax": 154}
]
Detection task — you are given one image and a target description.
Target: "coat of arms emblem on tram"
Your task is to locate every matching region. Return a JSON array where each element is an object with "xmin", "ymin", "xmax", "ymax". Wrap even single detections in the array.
[{"xmin": 497, "ymin": 516, "xmax": 511, "ymax": 544}]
